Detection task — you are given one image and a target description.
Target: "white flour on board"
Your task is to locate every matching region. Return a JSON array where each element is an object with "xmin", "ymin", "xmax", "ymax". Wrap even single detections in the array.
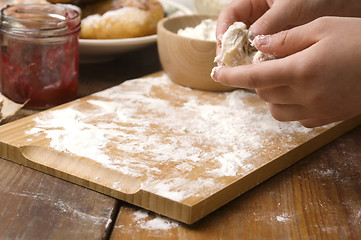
[{"xmin": 25, "ymin": 74, "xmax": 325, "ymax": 202}]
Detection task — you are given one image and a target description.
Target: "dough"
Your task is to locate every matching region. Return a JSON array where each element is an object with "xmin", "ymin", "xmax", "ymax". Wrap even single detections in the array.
[
  {"xmin": 215, "ymin": 22, "xmax": 274, "ymax": 67},
  {"xmin": 79, "ymin": 0, "xmax": 164, "ymax": 39}
]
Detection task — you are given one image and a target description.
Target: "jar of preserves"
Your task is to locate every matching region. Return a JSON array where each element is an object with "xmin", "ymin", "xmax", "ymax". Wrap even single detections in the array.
[
  {"xmin": 0, "ymin": 3, "xmax": 81, "ymax": 109},
  {"xmin": 194, "ymin": 0, "xmax": 233, "ymax": 15}
]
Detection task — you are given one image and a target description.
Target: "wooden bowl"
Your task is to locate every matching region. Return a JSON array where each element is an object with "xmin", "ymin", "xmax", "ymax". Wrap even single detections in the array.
[{"xmin": 157, "ymin": 14, "xmax": 235, "ymax": 92}]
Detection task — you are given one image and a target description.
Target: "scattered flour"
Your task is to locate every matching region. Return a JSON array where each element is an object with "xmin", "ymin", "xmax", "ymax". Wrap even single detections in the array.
[
  {"xmin": 132, "ymin": 209, "xmax": 180, "ymax": 230},
  {"xmin": 275, "ymin": 213, "xmax": 291, "ymax": 223},
  {"xmin": 141, "ymin": 218, "xmax": 179, "ymax": 230},
  {"xmin": 25, "ymin": 74, "xmax": 325, "ymax": 202},
  {"xmin": 6, "ymin": 190, "xmax": 111, "ymax": 227}
]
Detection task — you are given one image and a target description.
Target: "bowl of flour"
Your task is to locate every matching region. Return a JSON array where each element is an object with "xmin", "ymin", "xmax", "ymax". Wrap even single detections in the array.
[{"xmin": 157, "ymin": 14, "xmax": 236, "ymax": 91}]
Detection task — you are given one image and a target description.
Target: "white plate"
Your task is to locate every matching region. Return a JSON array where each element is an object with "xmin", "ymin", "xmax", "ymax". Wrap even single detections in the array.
[{"xmin": 79, "ymin": 0, "xmax": 193, "ymax": 63}]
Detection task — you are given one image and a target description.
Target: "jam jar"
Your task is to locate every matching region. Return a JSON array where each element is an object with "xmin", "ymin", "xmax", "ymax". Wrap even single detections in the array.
[{"xmin": 0, "ymin": 4, "xmax": 81, "ymax": 109}]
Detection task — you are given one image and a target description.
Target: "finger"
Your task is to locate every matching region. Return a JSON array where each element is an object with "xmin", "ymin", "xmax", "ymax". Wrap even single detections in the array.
[
  {"xmin": 299, "ymin": 119, "xmax": 332, "ymax": 128},
  {"xmin": 253, "ymin": 24, "xmax": 319, "ymax": 57},
  {"xmin": 216, "ymin": 0, "xmax": 269, "ymax": 46},
  {"xmin": 299, "ymin": 112, "xmax": 357, "ymax": 128},
  {"xmin": 212, "ymin": 59, "xmax": 293, "ymax": 89},
  {"xmin": 266, "ymin": 103, "xmax": 310, "ymax": 122},
  {"xmin": 268, "ymin": 103, "xmax": 346, "ymax": 126},
  {"xmin": 256, "ymin": 86, "xmax": 298, "ymax": 104},
  {"xmin": 249, "ymin": 1, "xmax": 297, "ymax": 35},
  {"xmin": 216, "ymin": 1, "xmax": 247, "ymax": 46},
  {"xmin": 299, "ymin": 117, "xmax": 341, "ymax": 128}
]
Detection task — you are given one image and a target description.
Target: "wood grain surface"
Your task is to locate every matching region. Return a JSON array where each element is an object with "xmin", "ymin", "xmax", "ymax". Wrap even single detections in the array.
[
  {"xmin": 2, "ymin": 72, "xmax": 360, "ymax": 224},
  {"xmin": 0, "ymin": 159, "xmax": 119, "ymax": 240},
  {"xmin": 110, "ymin": 125, "xmax": 361, "ymax": 240}
]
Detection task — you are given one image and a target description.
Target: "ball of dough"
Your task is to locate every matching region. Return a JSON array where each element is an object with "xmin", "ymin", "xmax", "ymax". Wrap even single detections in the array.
[
  {"xmin": 215, "ymin": 22, "xmax": 274, "ymax": 67},
  {"xmin": 80, "ymin": 0, "xmax": 164, "ymax": 39}
]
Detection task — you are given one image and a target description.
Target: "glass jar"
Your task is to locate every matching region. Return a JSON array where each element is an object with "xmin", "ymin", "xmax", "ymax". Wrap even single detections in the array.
[
  {"xmin": 194, "ymin": 0, "xmax": 233, "ymax": 15},
  {"xmin": 0, "ymin": 4, "xmax": 81, "ymax": 109}
]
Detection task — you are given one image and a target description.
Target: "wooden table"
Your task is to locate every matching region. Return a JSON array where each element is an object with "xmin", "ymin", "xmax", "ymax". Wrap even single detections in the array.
[{"xmin": 1, "ymin": 44, "xmax": 360, "ymax": 240}]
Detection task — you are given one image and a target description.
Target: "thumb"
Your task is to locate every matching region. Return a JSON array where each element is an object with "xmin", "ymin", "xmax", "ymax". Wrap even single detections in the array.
[{"xmin": 252, "ymin": 24, "xmax": 319, "ymax": 57}]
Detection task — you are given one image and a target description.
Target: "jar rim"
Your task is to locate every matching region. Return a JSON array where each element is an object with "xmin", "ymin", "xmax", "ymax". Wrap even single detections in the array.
[{"xmin": 0, "ymin": 3, "xmax": 81, "ymax": 38}]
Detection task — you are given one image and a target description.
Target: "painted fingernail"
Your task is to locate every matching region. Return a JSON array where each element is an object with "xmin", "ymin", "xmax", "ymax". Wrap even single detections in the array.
[
  {"xmin": 255, "ymin": 35, "xmax": 269, "ymax": 46},
  {"xmin": 216, "ymin": 34, "xmax": 223, "ymax": 48}
]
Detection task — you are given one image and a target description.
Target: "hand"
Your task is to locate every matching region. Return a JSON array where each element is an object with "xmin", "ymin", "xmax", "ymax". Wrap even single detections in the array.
[
  {"xmin": 216, "ymin": 0, "xmax": 361, "ymax": 46},
  {"xmin": 212, "ymin": 17, "xmax": 361, "ymax": 127}
]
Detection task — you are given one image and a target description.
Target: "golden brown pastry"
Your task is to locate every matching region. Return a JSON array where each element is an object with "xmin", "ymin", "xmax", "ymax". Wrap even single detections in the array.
[
  {"xmin": 46, "ymin": 0, "xmax": 72, "ymax": 3},
  {"xmin": 79, "ymin": 0, "xmax": 164, "ymax": 39},
  {"xmin": 46, "ymin": 0, "xmax": 98, "ymax": 4}
]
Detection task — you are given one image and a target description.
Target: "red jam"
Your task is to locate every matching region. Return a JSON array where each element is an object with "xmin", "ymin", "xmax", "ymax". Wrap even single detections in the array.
[{"xmin": 0, "ymin": 4, "xmax": 81, "ymax": 109}]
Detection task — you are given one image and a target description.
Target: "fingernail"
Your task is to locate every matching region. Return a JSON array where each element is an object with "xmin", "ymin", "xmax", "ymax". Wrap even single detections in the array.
[
  {"xmin": 248, "ymin": 30, "xmax": 255, "ymax": 41},
  {"xmin": 211, "ymin": 66, "xmax": 220, "ymax": 82},
  {"xmin": 216, "ymin": 34, "xmax": 223, "ymax": 48},
  {"xmin": 255, "ymin": 35, "xmax": 269, "ymax": 46}
]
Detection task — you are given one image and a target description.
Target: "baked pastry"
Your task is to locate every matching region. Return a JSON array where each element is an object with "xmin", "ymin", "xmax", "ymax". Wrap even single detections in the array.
[
  {"xmin": 79, "ymin": 0, "xmax": 164, "ymax": 39},
  {"xmin": 46, "ymin": 0, "xmax": 99, "ymax": 4},
  {"xmin": 46, "ymin": 0, "xmax": 72, "ymax": 3}
]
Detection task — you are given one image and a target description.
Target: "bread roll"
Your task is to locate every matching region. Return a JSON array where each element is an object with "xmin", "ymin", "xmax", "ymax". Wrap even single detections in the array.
[{"xmin": 80, "ymin": 0, "xmax": 164, "ymax": 39}]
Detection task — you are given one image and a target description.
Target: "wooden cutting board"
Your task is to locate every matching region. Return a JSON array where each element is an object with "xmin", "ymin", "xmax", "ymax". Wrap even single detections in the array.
[{"xmin": 1, "ymin": 73, "xmax": 360, "ymax": 224}]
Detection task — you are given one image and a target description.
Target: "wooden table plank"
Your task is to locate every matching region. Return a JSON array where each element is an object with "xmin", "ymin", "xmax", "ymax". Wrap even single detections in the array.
[
  {"xmin": 0, "ymin": 158, "xmax": 119, "ymax": 240},
  {"xmin": 109, "ymin": 125, "xmax": 361, "ymax": 240}
]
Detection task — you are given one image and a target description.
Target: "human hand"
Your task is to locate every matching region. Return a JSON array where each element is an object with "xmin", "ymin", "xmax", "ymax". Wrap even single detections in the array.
[
  {"xmin": 216, "ymin": 0, "xmax": 361, "ymax": 46},
  {"xmin": 212, "ymin": 17, "xmax": 361, "ymax": 127}
]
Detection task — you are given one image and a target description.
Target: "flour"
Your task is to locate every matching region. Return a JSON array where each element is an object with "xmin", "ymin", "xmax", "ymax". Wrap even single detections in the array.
[
  {"xmin": 275, "ymin": 213, "xmax": 291, "ymax": 223},
  {"xmin": 6, "ymin": 190, "xmax": 111, "ymax": 227},
  {"xmin": 132, "ymin": 209, "xmax": 180, "ymax": 230},
  {"xmin": 176, "ymin": 19, "xmax": 274, "ymax": 66},
  {"xmin": 214, "ymin": 22, "xmax": 275, "ymax": 67},
  {"xmin": 177, "ymin": 19, "xmax": 217, "ymax": 41},
  {"xmin": 141, "ymin": 217, "xmax": 179, "ymax": 230},
  {"xmin": 25, "ymin": 74, "xmax": 325, "ymax": 202}
]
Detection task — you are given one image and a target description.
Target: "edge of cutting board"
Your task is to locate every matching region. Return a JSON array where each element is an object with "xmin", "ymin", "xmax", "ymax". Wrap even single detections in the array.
[
  {"xmin": 1, "ymin": 114, "xmax": 360, "ymax": 224},
  {"xmin": 187, "ymin": 113, "xmax": 361, "ymax": 223},
  {"xmin": 1, "ymin": 72, "xmax": 361, "ymax": 224}
]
